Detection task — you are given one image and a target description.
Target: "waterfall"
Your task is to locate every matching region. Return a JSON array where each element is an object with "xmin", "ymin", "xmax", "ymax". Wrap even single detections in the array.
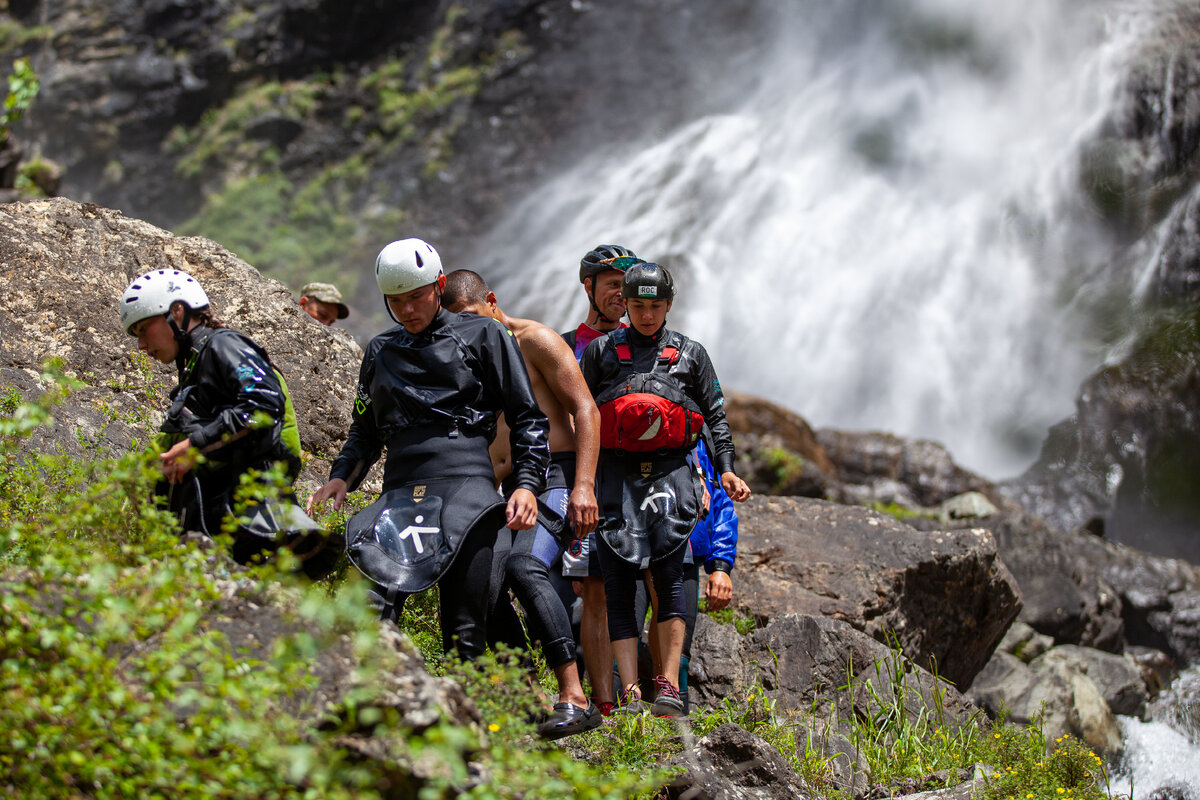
[
  {"xmin": 470, "ymin": 0, "xmax": 1164, "ymax": 478},
  {"xmin": 1112, "ymin": 666, "xmax": 1200, "ymax": 799}
]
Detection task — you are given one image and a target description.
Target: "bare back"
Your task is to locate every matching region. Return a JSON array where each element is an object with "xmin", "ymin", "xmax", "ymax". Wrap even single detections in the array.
[{"xmin": 490, "ymin": 316, "xmax": 597, "ymax": 482}]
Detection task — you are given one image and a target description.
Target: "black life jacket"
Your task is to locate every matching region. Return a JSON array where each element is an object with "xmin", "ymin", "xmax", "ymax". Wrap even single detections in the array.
[{"xmin": 594, "ymin": 327, "xmax": 706, "ymax": 454}]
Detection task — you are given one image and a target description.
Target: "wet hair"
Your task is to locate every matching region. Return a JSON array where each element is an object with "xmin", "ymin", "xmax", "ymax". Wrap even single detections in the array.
[{"xmin": 442, "ymin": 269, "xmax": 490, "ymax": 310}]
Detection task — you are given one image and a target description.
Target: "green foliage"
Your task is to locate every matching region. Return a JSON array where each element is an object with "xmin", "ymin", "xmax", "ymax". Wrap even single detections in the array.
[
  {"xmin": 762, "ymin": 445, "xmax": 805, "ymax": 489},
  {"xmin": 700, "ymin": 599, "xmax": 757, "ymax": 634},
  {"xmin": 869, "ymin": 500, "xmax": 932, "ymax": 522},
  {"xmin": 177, "ymin": 158, "xmax": 402, "ymax": 293},
  {"xmin": 1, "ymin": 56, "xmax": 38, "ymax": 141}
]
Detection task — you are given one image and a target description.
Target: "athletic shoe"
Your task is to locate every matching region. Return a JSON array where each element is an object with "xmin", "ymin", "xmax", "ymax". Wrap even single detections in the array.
[
  {"xmin": 614, "ymin": 686, "xmax": 647, "ymax": 715},
  {"xmin": 651, "ymin": 675, "xmax": 685, "ymax": 718},
  {"xmin": 536, "ymin": 701, "xmax": 603, "ymax": 740}
]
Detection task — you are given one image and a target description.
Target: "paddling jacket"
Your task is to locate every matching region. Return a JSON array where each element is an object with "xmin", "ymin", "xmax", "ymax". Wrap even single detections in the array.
[
  {"xmin": 579, "ymin": 325, "xmax": 736, "ymax": 475},
  {"xmin": 161, "ymin": 324, "xmax": 302, "ymax": 479},
  {"xmin": 330, "ymin": 308, "xmax": 551, "ymax": 494}
]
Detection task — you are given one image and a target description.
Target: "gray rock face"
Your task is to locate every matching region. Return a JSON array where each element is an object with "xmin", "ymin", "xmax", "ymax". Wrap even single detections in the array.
[
  {"xmin": 967, "ymin": 649, "xmax": 1124, "ymax": 758},
  {"xmin": 1038, "ymin": 644, "xmax": 1149, "ymax": 719},
  {"xmin": 732, "ymin": 495, "xmax": 1021, "ymax": 689},
  {"xmin": 690, "ymin": 613, "xmax": 981, "ymax": 733},
  {"xmin": 816, "ymin": 430, "xmax": 991, "ymax": 509},
  {"xmin": 664, "ymin": 723, "xmax": 815, "ymax": 800},
  {"xmin": 0, "ymin": 198, "xmax": 365, "ymax": 488}
]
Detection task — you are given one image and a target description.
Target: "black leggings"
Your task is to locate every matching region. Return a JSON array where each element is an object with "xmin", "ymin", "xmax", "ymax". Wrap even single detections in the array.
[{"xmin": 597, "ymin": 535, "xmax": 687, "ymax": 641}]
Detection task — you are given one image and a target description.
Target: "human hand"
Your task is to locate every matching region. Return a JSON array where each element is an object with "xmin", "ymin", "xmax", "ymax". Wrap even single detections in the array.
[
  {"xmin": 160, "ymin": 438, "xmax": 199, "ymax": 484},
  {"xmin": 507, "ymin": 488, "xmax": 538, "ymax": 531},
  {"xmin": 705, "ymin": 570, "xmax": 733, "ymax": 611},
  {"xmin": 307, "ymin": 478, "xmax": 348, "ymax": 515},
  {"xmin": 567, "ymin": 485, "xmax": 598, "ymax": 536},
  {"xmin": 720, "ymin": 472, "xmax": 751, "ymax": 502}
]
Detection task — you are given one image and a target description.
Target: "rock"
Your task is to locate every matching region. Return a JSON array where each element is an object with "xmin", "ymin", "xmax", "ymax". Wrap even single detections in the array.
[
  {"xmin": 937, "ymin": 492, "xmax": 998, "ymax": 524},
  {"xmin": 663, "ymin": 723, "xmax": 815, "ymax": 800},
  {"xmin": 996, "ymin": 621, "xmax": 1055, "ymax": 663},
  {"xmin": 690, "ymin": 614, "xmax": 981, "ymax": 734},
  {"xmin": 795, "ymin": 727, "xmax": 868, "ymax": 797},
  {"xmin": 816, "ymin": 429, "xmax": 992, "ymax": 509},
  {"xmin": 981, "ymin": 510, "xmax": 1126, "ymax": 652},
  {"xmin": 968, "ymin": 649, "xmax": 1124, "ymax": 757},
  {"xmin": 0, "ymin": 198, "xmax": 367, "ymax": 490},
  {"xmin": 1036, "ymin": 645, "xmax": 1148, "ymax": 719},
  {"xmin": 732, "ymin": 495, "xmax": 1021, "ymax": 689}
]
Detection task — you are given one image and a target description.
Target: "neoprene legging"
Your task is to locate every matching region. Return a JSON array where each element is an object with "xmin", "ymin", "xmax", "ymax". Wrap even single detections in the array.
[{"xmin": 596, "ymin": 535, "xmax": 687, "ymax": 641}]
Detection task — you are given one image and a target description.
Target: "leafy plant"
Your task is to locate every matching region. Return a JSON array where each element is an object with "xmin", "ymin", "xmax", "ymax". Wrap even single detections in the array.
[{"xmin": 1, "ymin": 57, "xmax": 38, "ymax": 142}]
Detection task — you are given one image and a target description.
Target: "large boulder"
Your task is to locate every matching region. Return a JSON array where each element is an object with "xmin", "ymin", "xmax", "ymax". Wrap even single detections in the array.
[
  {"xmin": 0, "ymin": 198, "xmax": 364, "ymax": 488},
  {"xmin": 730, "ymin": 495, "xmax": 1021, "ymax": 689},
  {"xmin": 689, "ymin": 613, "xmax": 981, "ymax": 732},
  {"xmin": 663, "ymin": 723, "xmax": 815, "ymax": 800}
]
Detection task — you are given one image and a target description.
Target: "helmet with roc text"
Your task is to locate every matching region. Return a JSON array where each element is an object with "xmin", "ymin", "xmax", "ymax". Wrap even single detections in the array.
[
  {"xmin": 376, "ymin": 238, "xmax": 443, "ymax": 295},
  {"xmin": 120, "ymin": 269, "xmax": 210, "ymax": 335},
  {"xmin": 621, "ymin": 261, "xmax": 675, "ymax": 301},
  {"xmin": 579, "ymin": 244, "xmax": 642, "ymax": 284}
]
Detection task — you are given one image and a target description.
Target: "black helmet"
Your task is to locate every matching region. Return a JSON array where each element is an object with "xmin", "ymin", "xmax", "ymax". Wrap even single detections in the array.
[
  {"xmin": 579, "ymin": 244, "xmax": 642, "ymax": 284},
  {"xmin": 621, "ymin": 262, "xmax": 675, "ymax": 301}
]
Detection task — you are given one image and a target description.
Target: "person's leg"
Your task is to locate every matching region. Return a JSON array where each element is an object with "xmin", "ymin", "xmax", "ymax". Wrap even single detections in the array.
[
  {"xmin": 438, "ymin": 511, "xmax": 502, "ymax": 661},
  {"xmin": 580, "ymin": 575, "xmax": 614, "ymax": 702},
  {"xmin": 506, "ymin": 525, "xmax": 587, "ymax": 707},
  {"xmin": 646, "ymin": 550, "xmax": 688, "ymax": 717},
  {"xmin": 597, "ymin": 536, "xmax": 645, "ymax": 710},
  {"xmin": 678, "ymin": 561, "xmax": 700, "ymax": 713}
]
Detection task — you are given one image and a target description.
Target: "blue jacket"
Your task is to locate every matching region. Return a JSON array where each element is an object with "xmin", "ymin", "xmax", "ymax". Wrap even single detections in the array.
[{"xmin": 691, "ymin": 437, "xmax": 738, "ymax": 574}]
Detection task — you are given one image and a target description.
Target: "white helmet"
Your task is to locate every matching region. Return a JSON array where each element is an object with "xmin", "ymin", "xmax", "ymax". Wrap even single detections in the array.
[
  {"xmin": 375, "ymin": 238, "xmax": 443, "ymax": 295},
  {"xmin": 120, "ymin": 269, "xmax": 210, "ymax": 335}
]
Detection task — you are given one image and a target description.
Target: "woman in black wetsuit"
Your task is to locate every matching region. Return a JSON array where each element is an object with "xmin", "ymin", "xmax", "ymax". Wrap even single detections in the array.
[{"xmin": 579, "ymin": 261, "xmax": 751, "ymax": 718}]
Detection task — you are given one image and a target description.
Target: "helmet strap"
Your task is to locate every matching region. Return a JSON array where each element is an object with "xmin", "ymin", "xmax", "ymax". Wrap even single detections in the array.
[{"xmin": 168, "ymin": 305, "xmax": 195, "ymax": 371}]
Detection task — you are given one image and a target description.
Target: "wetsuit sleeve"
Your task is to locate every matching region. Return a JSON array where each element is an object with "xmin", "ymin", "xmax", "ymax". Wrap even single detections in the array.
[
  {"xmin": 329, "ymin": 346, "xmax": 384, "ymax": 491},
  {"xmin": 187, "ymin": 332, "xmax": 287, "ymax": 458},
  {"xmin": 684, "ymin": 340, "xmax": 737, "ymax": 475},
  {"xmin": 477, "ymin": 320, "xmax": 550, "ymax": 495}
]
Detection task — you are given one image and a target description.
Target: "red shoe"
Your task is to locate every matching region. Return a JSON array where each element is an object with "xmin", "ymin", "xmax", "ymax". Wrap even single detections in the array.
[{"xmin": 589, "ymin": 697, "xmax": 616, "ymax": 717}]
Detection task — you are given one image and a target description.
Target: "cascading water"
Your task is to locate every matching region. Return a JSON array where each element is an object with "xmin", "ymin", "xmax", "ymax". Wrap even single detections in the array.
[{"xmin": 471, "ymin": 0, "xmax": 1163, "ymax": 479}]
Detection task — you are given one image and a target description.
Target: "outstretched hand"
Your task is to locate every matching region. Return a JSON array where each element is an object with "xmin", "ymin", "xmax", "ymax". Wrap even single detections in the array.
[
  {"xmin": 307, "ymin": 478, "xmax": 348, "ymax": 516},
  {"xmin": 507, "ymin": 487, "xmax": 538, "ymax": 531}
]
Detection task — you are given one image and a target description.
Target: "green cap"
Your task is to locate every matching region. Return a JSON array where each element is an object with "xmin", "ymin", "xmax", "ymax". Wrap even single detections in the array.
[{"xmin": 300, "ymin": 282, "xmax": 349, "ymax": 319}]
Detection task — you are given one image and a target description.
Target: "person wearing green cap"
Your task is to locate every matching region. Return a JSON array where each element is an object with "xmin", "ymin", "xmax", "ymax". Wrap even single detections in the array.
[{"xmin": 299, "ymin": 282, "xmax": 350, "ymax": 326}]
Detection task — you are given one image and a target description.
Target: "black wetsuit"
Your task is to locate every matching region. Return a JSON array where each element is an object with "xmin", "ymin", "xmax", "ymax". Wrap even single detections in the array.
[
  {"xmin": 159, "ymin": 324, "xmax": 304, "ymax": 563},
  {"xmin": 580, "ymin": 324, "xmax": 735, "ymax": 642},
  {"xmin": 331, "ymin": 308, "xmax": 550, "ymax": 659}
]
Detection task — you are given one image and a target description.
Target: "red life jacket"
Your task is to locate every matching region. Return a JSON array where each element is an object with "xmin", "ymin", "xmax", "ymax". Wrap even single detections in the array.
[{"xmin": 595, "ymin": 328, "xmax": 706, "ymax": 454}]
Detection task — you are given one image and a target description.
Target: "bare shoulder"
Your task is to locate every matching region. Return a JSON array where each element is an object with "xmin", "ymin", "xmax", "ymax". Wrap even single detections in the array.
[{"xmin": 511, "ymin": 317, "xmax": 575, "ymax": 364}]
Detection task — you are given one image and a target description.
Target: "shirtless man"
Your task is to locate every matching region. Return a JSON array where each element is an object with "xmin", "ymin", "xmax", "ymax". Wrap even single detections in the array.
[{"xmin": 442, "ymin": 269, "xmax": 603, "ymax": 739}]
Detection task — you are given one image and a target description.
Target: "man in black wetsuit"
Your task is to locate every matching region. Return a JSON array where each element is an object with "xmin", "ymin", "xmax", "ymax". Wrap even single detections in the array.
[{"xmin": 308, "ymin": 238, "xmax": 551, "ymax": 664}]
